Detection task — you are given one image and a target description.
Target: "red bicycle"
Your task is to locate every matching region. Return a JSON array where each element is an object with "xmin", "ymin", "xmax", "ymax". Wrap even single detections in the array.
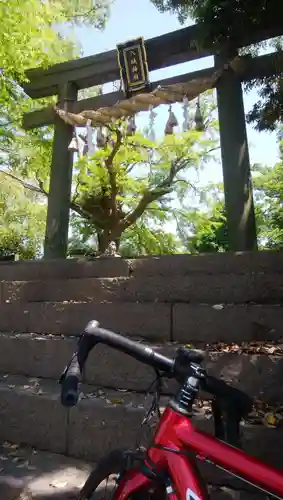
[{"xmin": 60, "ymin": 320, "xmax": 283, "ymax": 500}]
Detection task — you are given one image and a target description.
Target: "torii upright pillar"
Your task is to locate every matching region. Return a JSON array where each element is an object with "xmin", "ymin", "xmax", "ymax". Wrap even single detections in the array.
[
  {"xmin": 44, "ymin": 83, "xmax": 78, "ymax": 259},
  {"xmin": 216, "ymin": 53, "xmax": 258, "ymax": 251}
]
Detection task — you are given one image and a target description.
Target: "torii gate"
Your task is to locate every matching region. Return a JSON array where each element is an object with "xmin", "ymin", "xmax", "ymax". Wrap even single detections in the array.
[{"xmin": 22, "ymin": 22, "xmax": 283, "ymax": 259}]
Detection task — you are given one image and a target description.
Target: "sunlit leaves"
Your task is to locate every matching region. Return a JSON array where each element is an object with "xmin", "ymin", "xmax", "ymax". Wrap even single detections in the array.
[
  {"xmin": 0, "ymin": 174, "xmax": 46, "ymax": 258},
  {"xmin": 119, "ymin": 221, "xmax": 181, "ymax": 257}
]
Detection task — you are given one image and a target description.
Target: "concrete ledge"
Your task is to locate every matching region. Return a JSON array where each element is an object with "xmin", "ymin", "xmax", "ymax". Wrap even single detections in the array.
[
  {"xmin": 0, "ymin": 302, "xmax": 171, "ymax": 340},
  {"xmin": 0, "ymin": 335, "xmax": 282, "ymax": 402},
  {"xmin": 0, "ymin": 376, "xmax": 283, "ymax": 469},
  {"xmin": 0, "ymin": 444, "xmax": 93, "ymax": 500},
  {"xmin": 68, "ymin": 393, "xmax": 149, "ymax": 460},
  {"xmin": 0, "ymin": 258, "xmax": 131, "ymax": 281},
  {"xmin": 0, "ymin": 334, "xmax": 76, "ymax": 382},
  {"xmin": 1, "ymin": 302, "xmax": 283, "ymax": 343},
  {"xmin": 0, "ymin": 376, "xmax": 68, "ymax": 454},
  {"xmin": 173, "ymin": 303, "xmax": 283, "ymax": 343},
  {"xmin": 129, "ymin": 251, "xmax": 283, "ymax": 276},
  {"xmin": 0, "ymin": 304, "xmax": 29, "ymax": 333},
  {"xmin": 1, "ymin": 251, "xmax": 283, "ymax": 282},
  {"xmin": 3, "ymin": 272, "xmax": 283, "ymax": 304}
]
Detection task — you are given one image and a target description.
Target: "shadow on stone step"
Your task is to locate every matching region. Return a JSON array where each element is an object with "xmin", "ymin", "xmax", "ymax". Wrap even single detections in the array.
[
  {"xmin": 0, "ymin": 474, "xmax": 81, "ymax": 500},
  {"xmin": 0, "ymin": 443, "xmax": 92, "ymax": 500},
  {"xmin": 34, "ymin": 490, "xmax": 79, "ymax": 500}
]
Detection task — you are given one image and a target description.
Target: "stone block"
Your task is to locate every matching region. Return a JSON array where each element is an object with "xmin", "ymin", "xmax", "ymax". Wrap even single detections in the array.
[{"xmin": 173, "ymin": 304, "xmax": 283, "ymax": 343}]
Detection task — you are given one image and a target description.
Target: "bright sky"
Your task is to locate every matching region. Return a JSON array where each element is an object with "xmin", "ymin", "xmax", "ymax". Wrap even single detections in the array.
[{"xmin": 73, "ymin": 0, "xmax": 279, "ymax": 197}]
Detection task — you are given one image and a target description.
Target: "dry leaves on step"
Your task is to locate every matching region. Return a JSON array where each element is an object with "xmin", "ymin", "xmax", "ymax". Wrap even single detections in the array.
[{"xmin": 204, "ymin": 340, "xmax": 283, "ymax": 355}]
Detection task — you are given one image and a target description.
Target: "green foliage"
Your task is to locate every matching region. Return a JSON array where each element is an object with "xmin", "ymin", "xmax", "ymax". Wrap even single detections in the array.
[
  {"xmin": 151, "ymin": 0, "xmax": 283, "ymax": 131},
  {"xmin": 151, "ymin": 0, "xmax": 281, "ymax": 44},
  {"xmin": 150, "ymin": 0, "xmax": 191, "ymax": 24},
  {"xmin": 176, "ymin": 195, "xmax": 229, "ymax": 253},
  {"xmin": 252, "ymin": 143, "xmax": 283, "ymax": 249},
  {"xmin": 0, "ymin": 174, "xmax": 46, "ymax": 258},
  {"xmin": 71, "ymin": 121, "xmax": 217, "ymax": 252},
  {"xmin": 56, "ymin": 0, "xmax": 110, "ymax": 28},
  {"xmin": 0, "ymin": 0, "xmax": 111, "ymax": 258},
  {"xmin": 68, "ymin": 217, "xmax": 181, "ymax": 257},
  {"xmin": 177, "ymin": 136, "xmax": 283, "ymax": 254},
  {"xmin": 120, "ymin": 223, "xmax": 181, "ymax": 257}
]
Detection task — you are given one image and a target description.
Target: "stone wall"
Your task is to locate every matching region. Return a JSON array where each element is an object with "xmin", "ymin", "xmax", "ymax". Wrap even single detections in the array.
[{"xmin": 0, "ymin": 251, "xmax": 283, "ymax": 495}]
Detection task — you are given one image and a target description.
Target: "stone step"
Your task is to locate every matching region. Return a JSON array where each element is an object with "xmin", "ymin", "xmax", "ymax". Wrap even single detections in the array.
[
  {"xmin": 0, "ymin": 375, "xmax": 282, "ymax": 469},
  {"xmin": 0, "ymin": 302, "xmax": 283, "ymax": 343},
  {"xmin": 0, "ymin": 258, "xmax": 131, "ymax": 281},
  {"xmin": 1, "ymin": 251, "xmax": 283, "ymax": 282},
  {"xmin": 0, "ymin": 302, "xmax": 170, "ymax": 341},
  {"xmin": 0, "ymin": 333, "xmax": 282, "ymax": 402},
  {"xmin": 3, "ymin": 272, "xmax": 283, "ymax": 304},
  {"xmin": 0, "ymin": 375, "xmax": 163, "ymax": 460},
  {"xmin": 0, "ymin": 443, "xmax": 93, "ymax": 499},
  {"xmin": 129, "ymin": 251, "xmax": 283, "ymax": 276}
]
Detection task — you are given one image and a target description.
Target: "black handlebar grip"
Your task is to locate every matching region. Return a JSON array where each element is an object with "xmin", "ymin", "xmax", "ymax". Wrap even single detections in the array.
[
  {"xmin": 60, "ymin": 352, "xmax": 82, "ymax": 408},
  {"xmin": 60, "ymin": 374, "xmax": 79, "ymax": 407}
]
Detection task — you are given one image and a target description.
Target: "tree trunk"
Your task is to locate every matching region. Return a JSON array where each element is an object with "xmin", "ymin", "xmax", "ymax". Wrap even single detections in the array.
[
  {"xmin": 97, "ymin": 232, "xmax": 109, "ymax": 254},
  {"xmin": 97, "ymin": 230, "xmax": 121, "ymax": 254}
]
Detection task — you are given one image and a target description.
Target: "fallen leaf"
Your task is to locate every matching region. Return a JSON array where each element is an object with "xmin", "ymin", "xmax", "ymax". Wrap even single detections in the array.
[
  {"xmin": 266, "ymin": 346, "xmax": 277, "ymax": 354},
  {"xmin": 262, "ymin": 412, "xmax": 280, "ymax": 428},
  {"xmin": 50, "ymin": 481, "xmax": 68, "ymax": 489},
  {"xmin": 109, "ymin": 398, "xmax": 124, "ymax": 404}
]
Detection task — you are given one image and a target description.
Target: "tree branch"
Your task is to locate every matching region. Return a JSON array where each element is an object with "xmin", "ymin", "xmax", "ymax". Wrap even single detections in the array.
[
  {"xmin": 64, "ymin": 7, "xmax": 96, "ymax": 20},
  {"xmin": 122, "ymin": 190, "xmax": 160, "ymax": 228},
  {"xmin": 122, "ymin": 156, "xmax": 194, "ymax": 229},
  {"xmin": 172, "ymin": 178, "xmax": 199, "ymax": 193},
  {"xmin": 104, "ymin": 128, "xmax": 122, "ymax": 220},
  {"xmin": 0, "ymin": 169, "xmax": 46, "ymax": 196},
  {"xmin": 0, "ymin": 168, "xmax": 106, "ymax": 230}
]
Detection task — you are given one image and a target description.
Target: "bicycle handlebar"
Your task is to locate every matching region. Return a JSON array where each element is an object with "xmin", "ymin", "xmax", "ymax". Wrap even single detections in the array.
[
  {"xmin": 60, "ymin": 320, "xmax": 175, "ymax": 407},
  {"xmin": 60, "ymin": 320, "xmax": 252, "ymax": 416}
]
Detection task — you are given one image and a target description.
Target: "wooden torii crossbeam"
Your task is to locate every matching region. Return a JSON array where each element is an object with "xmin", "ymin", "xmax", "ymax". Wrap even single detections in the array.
[{"xmin": 21, "ymin": 22, "xmax": 283, "ymax": 259}]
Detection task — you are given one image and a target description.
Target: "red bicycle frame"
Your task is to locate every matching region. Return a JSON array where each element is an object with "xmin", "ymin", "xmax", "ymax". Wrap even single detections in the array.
[{"xmin": 114, "ymin": 407, "xmax": 283, "ymax": 500}]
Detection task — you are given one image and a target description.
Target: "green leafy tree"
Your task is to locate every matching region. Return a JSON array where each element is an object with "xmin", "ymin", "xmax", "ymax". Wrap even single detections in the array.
[
  {"xmin": 175, "ymin": 180, "xmax": 229, "ymax": 253},
  {"xmin": 0, "ymin": 174, "xmax": 46, "ymax": 258},
  {"xmin": 119, "ymin": 223, "xmax": 181, "ymax": 257},
  {"xmin": 175, "ymin": 136, "xmax": 283, "ymax": 253},
  {"xmin": 0, "ymin": 0, "xmax": 110, "ymax": 164},
  {"xmin": 69, "ymin": 126, "xmax": 215, "ymax": 253},
  {"xmin": 5, "ymin": 123, "xmax": 216, "ymax": 254},
  {"xmin": 186, "ymin": 204, "xmax": 229, "ymax": 254},
  {"xmin": 68, "ymin": 214, "xmax": 181, "ymax": 257},
  {"xmin": 0, "ymin": 0, "xmax": 111, "ymax": 257},
  {"xmin": 252, "ymin": 143, "xmax": 283, "ymax": 249},
  {"xmin": 150, "ymin": 0, "xmax": 283, "ymax": 131}
]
